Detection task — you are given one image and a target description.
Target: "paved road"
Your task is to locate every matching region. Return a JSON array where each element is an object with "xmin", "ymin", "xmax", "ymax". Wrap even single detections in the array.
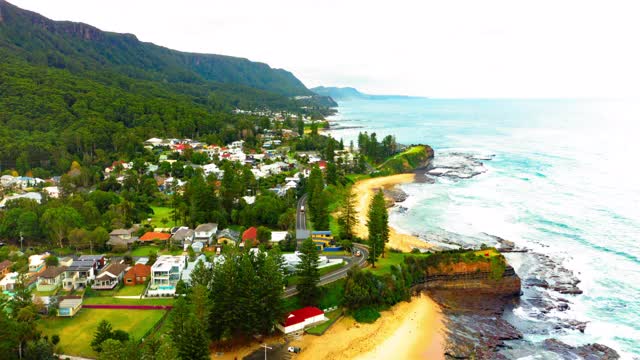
[
  {"xmin": 284, "ymin": 244, "xmax": 369, "ymax": 298},
  {"xmin": 295, "ymin": 194, "xmax": 310, "ymax": 240}
]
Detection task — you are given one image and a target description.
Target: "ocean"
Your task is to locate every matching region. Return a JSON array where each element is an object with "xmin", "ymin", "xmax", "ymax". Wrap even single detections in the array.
[{"xmin": 326, "ymin": 98, "xmax": 640, "ymax": 358}]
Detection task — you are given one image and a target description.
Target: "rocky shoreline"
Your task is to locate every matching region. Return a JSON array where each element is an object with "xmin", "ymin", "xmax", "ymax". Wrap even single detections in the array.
[{"xmin": 384, "ymin": 151, "xmax": 621, "ymax": 359}]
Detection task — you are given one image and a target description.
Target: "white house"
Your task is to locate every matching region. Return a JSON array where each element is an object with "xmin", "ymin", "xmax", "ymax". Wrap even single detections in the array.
[
  {"xmin": 194, "ymin": 223, "xmax": 218, "ymax": 245},
  {"xmin": 44, "ymin": 186, "xmax": 60, "ymax": 198},
  {"xmin": 92, "ymin": 263, "xmax": 128, "ymax": 290},
  {"xmin": 28, "ymin": 253, "xmax": 49, "ymax": 273},
  {"xmin": 0, "ymin": 272, "xmax": 19, "ymax": 291},
  {"xmin": 277, "ymin": 307, "xmax": 327, "ymax": 334},
  {"xmin": 270, "ymin": 231, "xmax": 288, "ymax": 244},
  {"xmin": 0, "ymin": 192, "xmax": 43, "ymax": 208},
  {"xmin": 148, "ymin": 255, "xmax": 187, "ymax": 296}
]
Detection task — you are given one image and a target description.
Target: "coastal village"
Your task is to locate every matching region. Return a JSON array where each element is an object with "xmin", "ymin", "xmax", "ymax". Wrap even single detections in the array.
[{"xmin": 1, "ymin": 104, "xmax": 444, "ymax": 359}]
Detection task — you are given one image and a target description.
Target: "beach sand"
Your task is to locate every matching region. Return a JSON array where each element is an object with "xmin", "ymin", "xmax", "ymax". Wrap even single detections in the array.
[
  {"xmin": 351, "ymin": 173, "xmax": 433, "ymax": 252},
  {"xmin": 291, "ymin": 293, "xmax": 444, "ymax": 360}
]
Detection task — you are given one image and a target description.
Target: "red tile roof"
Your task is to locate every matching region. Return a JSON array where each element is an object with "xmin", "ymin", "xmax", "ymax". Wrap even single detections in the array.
[
  {"xmin": 283, "ymin": 307, "xmax": 324, "ymax": 327},
  {"xmin": 0, "ymin": 260, "xmax": 12, "ymax": 272},
  {"xmin": 139, "ymin": 232, "xmax": 171, "ymax": 242},
  {"xmin": 125, "ymin": 264, "xmax": 150, "ymax": 278},
  {"xmin": 242, "ymin": 227, "xmax": 257, "ymax": 241}
]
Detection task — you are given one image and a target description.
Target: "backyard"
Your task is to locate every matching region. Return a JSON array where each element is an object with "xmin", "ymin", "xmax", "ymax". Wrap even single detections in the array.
[
  {"xmin": 40, "ymin": 308, "xmax": 166, "ymax": 357},
  {"xmin": 129, "ymin": 245, "xmax": 183, "ymax": 257}
]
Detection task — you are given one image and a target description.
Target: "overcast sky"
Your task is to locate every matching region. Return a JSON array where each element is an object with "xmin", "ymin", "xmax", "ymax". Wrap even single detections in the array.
[{"xmin": 9, "ymin": 0, "xmax": 640, "ymax": 98}]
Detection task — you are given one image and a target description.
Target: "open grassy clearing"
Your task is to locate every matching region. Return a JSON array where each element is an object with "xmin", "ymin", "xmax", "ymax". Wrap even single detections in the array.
[{"xmin": 39, "ymin": 308, "xmax": 166, "ymax": 357}]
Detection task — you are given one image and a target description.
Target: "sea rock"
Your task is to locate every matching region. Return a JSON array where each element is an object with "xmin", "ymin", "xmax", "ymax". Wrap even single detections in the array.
[
  {"xmin": 427, "ymin": 152, "xmax": 490, "ymax": 180},
  {"xmin": 383, "ymin": 187, "xmax": 409, "ymax": 203},
  {"xmin": 543, "ymin": 339, "xmax": 620, "ymax": 359}
]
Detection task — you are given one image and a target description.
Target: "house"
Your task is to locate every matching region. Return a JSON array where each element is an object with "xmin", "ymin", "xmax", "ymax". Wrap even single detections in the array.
[
  {"xmin": 311, "ymin": 231, "xmax": 333, "ymax": 250},
  {"xmin": 28, "ymin": 253, "xmax": 49, "ymax": 273},
  {"xmin": 277, "ymin": 307, "xmax": 327, "ymax": 334},
  {"xmin": 194, "ymin": 223, "xmax": 217, "ymax": 245},
  {"xmin": 37, "ymin": 266, "xmax": 67, "ymax": 292},
  {"xmin": 0, "ymin": 260, "xmax": 12, "ymax": 277},
  {"xmin": 59, "ymin": 257, "xmax": 74, "ymax": 267},
  {"xmin": 216, "ymin": 228, "xmax": 240, "ymax": 246},
  {"xmin": 270, "ymin": 231, "xmax": 289, "ymax": 244},
  {"xmin": 92, "ymin": 263, "xmax": 129, "ymax": 290},
  {"xmin": 173, "ymin": 228, "xmax": 195, "ymax": 249},
  {"xmin": 44, "ymin": 186, "xmax": 60, "ymax": 198},
  {"xmin": 190, "ymin": 242, "xmax": 204, "ymax": 253},
  {"xmin": 139, "ymin": 232, "xmax": 172, "ymax": 243},
  {"xmin": 181, "ymin": 254, "xmax": 212, "ymax": 285},
  {"xmin": 147, "ymin": 255, "xmax": 187, "ymax": 296},
  {"xmin": 0, "ymin": 192, "xmax": 43, "ymax": 208},
  {"xmin": 0, "ymin": 272, "xmax": 18, "ymax": 291},
  {"xmin": 58, "ymin": 296, "xmax": 83, "ymax": 317},
  {"xmin": 62, "ymin": 260, "xmax": 96, "ymax": 291},
  {"xmin": 78, "ymin": 255, "xmax": 107, "ymax": 270},
  {"xmin": 108, "ymin": 228, "xmax": 139, "ymax": 248},
  {"xmin": 241, "ymin": 227, "xmax": 259, "ymax": 247},
  {"xmin": 124, "ymin": 264, "xmax": 151, "ymax": 286}
]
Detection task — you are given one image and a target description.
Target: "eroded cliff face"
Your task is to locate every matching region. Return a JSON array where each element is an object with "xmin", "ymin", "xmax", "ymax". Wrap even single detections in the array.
[
  {"xmin": 414, "ymin": 260, "xmax": 523, "ymax": 359},
  {"xmin": 423, "ymin": 262, "xmax": 521, "ymax": 299}
]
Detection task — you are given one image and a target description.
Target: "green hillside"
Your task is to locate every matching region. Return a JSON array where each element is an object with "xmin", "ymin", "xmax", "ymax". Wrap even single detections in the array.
[{"xmin": 0, "ymin": 0, "xmax": 331, "ymax": 173}]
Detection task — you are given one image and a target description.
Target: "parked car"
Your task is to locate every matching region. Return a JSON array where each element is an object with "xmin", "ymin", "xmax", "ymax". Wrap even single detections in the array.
[{"xmin": 287, "ymin": 346, "xmax": 301, "ymax": 353}]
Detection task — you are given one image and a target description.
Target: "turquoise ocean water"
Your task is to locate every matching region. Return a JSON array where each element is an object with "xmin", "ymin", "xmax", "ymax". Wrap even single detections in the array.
[{"xmin": 327, "ymin": 98, "xmax": 640, "ymax": 358}]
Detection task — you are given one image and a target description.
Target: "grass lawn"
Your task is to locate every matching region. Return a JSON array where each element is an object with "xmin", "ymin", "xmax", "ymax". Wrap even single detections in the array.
[
  {"xmin": 83, "ymin": 297, "xmax": 175, "ymax": 305},
  {"xmin": 306, "ymin": 309, "xmax": 342, "ymax": 335},
  {"xmin": 130, "ymin": 245, "xmax": 160, "ymax": 257},
  {"xmin": 287, "ymin": 261, "xmax": 345, "ymax": 286},
  {"xmin": 34, "ymin": 288, "xmax": 59, "ymax": 297},
  {"xmin": 129, "ymin": 245, "xmax": 183, "ymax": 257},
  {"xmin": 149, "ymin": 206, "xmax": 177, "ymax": 228},
  {"xmin": 368, "ymin": 252, "xmax": 429, "ymax": 276},
  {"xmin": 40, "ymin": 308, "xmax": 166, "ymax": 357},
  {"xmin": 116, "ymin": 284, "xmax": 146, "ymax": 296}
]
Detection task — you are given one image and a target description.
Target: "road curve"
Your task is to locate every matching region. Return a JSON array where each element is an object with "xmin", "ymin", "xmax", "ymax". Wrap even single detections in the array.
[{"xmin": 284, "ymin": 244, "xmax": 369, "ymax": 298}]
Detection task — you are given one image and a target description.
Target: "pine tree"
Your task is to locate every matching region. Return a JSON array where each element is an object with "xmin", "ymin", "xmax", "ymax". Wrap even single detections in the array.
[
  {"xmin": 296, "ymin": 238, "xmax": 320, "ymax": 306},
  {"xmin": 326, "ymin": 162, "xmax": 337, "ymax": 185},
  {"xmin": 91, "ymin": 320, "xmax": 113, "ymax": 352},
  {"xmin": 338, "ymin": 187, "xmax": 357, "ymax": 240},
  {"xmin": 311, "ymin": 191, "xmax": 329, "ymax": 230},
  {"xmin": 170, "ymin": 297, "xmax": 209, "ymax": 360},
  {"xmin": 367, "ymin": 190, "xmax": 389, "ymax": 263}
]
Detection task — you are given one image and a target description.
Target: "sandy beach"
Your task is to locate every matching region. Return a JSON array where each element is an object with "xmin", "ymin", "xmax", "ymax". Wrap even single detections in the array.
[
  {"xmin": 352, "ymin": 173, "xmax": 433, "ymax": 252},
  {"xmin": 291, "ymin": 294, "xmax": 444, "ymax": 360}
]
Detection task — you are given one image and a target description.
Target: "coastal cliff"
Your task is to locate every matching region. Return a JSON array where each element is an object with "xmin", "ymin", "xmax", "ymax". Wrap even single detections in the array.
[{"xmin": 377, "ymin": 145, "xmax": 434, "ymax": 175}]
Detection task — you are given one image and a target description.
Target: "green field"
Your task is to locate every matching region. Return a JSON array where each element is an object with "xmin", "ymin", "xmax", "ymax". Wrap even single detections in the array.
[
  {"xmin": 83, "ymin": 297, "xmax": 175, "ymax": 305},
  {"xmin": 306, "ymin": 309, "xmax": 342, "ymax": 335},
  {"xmin": 149, "ymin": 206, "xmax": 177, "ymax": 228},
  {"xmin": 116, "ymin": 284, "xmax": 146, "ymax": 296},
  {"xmin": 129, "ymin": 245, "xmax": 183, "ymax": 257},
  {"xmin": 368, "ymin": 252, "xmax": 429, "ymax": 276},
  {"xmin": 40, "ymin": 308, "xmax": 166, "ymax": 357}
]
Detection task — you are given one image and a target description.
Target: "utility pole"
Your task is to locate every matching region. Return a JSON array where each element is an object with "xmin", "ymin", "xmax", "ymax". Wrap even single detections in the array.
[
  {"xmin": 19, "ymin": 231, "xmax": 24, "ymax": 252},
  {"xmin": 260, "ymin": 344, "xmax": 272, "ymax": 360}
]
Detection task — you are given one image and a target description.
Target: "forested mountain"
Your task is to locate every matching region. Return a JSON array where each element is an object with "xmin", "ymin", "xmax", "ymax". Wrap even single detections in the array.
[
  {"xmin": 0, "ymin": 0, "xmax": 328, "ymax": 175},
  {"xmin": 0, "ymin": 0, "xmax": 310, "ymax": 97}
]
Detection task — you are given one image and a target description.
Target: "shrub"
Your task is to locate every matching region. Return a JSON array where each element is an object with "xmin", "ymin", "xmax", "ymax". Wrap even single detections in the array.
[{"xmin": 353, "ymin": 307, "xmax": 380, "ymax": 323}]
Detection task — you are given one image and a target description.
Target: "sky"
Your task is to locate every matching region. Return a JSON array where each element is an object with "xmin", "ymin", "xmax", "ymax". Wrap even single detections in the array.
[{"xmin": 9, "ymin": 0, "xmax": 640, "ymax": 98}]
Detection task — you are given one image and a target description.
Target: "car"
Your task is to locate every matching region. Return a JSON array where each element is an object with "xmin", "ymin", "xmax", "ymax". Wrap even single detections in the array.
[
  {"xmin": 355, "ymin": 250, "xmax": 362, "ymax": 257},
  {"xmin": 287, "ymin": 346, "xmax": 301, "ymax": 353},
  {"xmin": 300, "ymin": 206, "xmax": 305, "ymax": 213}
]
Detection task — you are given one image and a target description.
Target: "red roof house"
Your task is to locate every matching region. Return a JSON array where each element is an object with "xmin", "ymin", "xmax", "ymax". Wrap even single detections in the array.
[
  {"xmin": 139, "ymin": 232, "xmax": 171, "ymax": 242},
  {"xmin": 241, "ymin": 227, "xmax": 258, "ymax": 247},
  {"xmin": 277, "ymin": 307, "xmax": 326, "ymax": 334},
  {"xmin": 124, "ymin": 264, "xmax": 151, "ymax": 286},
  {"xmin": 318, "ymin": 160, "xmax": 327, "ymax": 169}
]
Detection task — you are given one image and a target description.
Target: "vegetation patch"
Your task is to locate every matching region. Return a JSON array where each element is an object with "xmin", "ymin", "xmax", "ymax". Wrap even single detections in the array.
[
  {"xmin": 306, "ymin": 309, "xmax": 342, "ymax": 335},
  {"xmin": 352, "ymin": 306, "xmax": 381, "ymax": 323},
  {"xmin": 38, "ymin": 308, "xmax": 166, "ymax": 357}
]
